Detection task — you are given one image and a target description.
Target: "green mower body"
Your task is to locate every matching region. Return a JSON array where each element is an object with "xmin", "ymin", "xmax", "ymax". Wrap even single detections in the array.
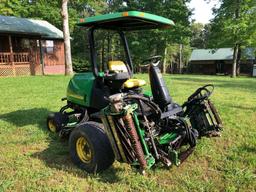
[{"xmin": 67, "ymin": 72, "xmax": 95, "ymax": 107}]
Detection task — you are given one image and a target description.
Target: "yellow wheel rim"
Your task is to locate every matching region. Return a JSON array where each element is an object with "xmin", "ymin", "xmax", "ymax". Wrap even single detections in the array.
[
  {"xmin": 76, "ymin": 137, "xmax": 92, "ymax": 163},
  {"xmin": 48, "ymin": 120, "xmax": 56, "ymax": 132}
]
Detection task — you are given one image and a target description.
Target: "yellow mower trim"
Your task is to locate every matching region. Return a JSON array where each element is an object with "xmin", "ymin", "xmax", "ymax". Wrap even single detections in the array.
[{"xmin": 124, "ymin": 79, "xmax": 146, "ymax": 89}]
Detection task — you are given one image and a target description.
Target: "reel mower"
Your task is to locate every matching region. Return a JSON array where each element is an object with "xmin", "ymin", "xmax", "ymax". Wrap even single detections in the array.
[{"xmin": 47, "ymin": 11, "xmax": 223, "ymax": 174}]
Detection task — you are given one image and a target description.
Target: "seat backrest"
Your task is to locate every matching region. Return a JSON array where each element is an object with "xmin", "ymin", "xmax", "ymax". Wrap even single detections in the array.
[
  {"xmin": 108, "ymin": 61, "xmax": 128, "ymax": 73},
  {"xmin": 149, "ymin": 65, "xmax": 172, "ymax": 110}
]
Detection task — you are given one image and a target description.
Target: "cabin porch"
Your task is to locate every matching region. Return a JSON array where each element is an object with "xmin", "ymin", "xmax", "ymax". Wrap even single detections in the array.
[{"xmin": 0, "ymin": 35, "xmax": 42, "ymax": 76}]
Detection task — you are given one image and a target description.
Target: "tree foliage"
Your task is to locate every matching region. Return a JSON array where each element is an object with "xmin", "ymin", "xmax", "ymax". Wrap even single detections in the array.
[
  {"xmin": 190, "ymin": 23, "xmax": 211, "ymax": 49},
  {"xmin": 107, "ymin": 0, "xmax": 192, "ymax": 72},
  {"xmin": 208, "ymin": 0, "xmax": 256, "ymax": 77},
  {"xmin": 0, "ymin": 0, "xmax": 193, "ymax": 73},
  {"xmin": 0, "ymin": 0, "xmax": 23, "ymax": 16},
  {"xmin": 210, "ymin": 0, "xmax": 256, "ymax": 47}
]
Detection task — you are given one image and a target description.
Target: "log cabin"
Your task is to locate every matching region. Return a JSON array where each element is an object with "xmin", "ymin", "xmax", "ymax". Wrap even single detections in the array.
[
  {"xmin": 0, "ymin": 15, "xmax": 65, "ymax": 77},
  {"xmin": 188, "ymin": 48, "xmax": 255, "ymax": 76}
]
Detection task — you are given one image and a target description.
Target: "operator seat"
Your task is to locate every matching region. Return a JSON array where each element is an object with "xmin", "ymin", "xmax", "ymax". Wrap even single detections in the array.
[
  {"xmin": 108, "ymin": 61, "xmax": 146, "ymax": 89},
  {"xmin": 149, "ymin": 64, "xmax": 183, "ymax": 116}
]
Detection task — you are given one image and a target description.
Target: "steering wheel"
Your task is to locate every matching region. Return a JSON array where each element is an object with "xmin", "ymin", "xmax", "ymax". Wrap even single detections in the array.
[
  {"xmin": 183, "ymin": 84, "xmax": 214, "ymax": 107},
  {"xmin": 140, "ymin": 55, "xmax": 162, "ymax": 67}
]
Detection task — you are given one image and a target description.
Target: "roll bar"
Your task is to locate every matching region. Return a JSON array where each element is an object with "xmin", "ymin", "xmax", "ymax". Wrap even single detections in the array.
[{"xmin": 88, "ymin": 27, "xmax": 133, "ymax": 78}]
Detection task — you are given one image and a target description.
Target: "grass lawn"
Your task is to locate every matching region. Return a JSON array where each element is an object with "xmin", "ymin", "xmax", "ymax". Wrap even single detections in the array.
[{"xmin": 0, "ymin": 74, "xmax": 256, "ymax": 192}]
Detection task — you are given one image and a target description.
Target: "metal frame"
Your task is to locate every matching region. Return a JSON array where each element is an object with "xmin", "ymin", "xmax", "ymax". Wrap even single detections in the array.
[{"xmin": 88, "ymin": 27, "xmax": 133, "ymax": 78}]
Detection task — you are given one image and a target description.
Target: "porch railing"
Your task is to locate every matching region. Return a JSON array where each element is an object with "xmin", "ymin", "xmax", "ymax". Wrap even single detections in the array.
[
  {"xmin": 0, "ymin": 52, "xmax": 32, "ymax": 76},
  {"xmin": 0, "ymin": 52, "xmax": 30, "ymax": 65}
]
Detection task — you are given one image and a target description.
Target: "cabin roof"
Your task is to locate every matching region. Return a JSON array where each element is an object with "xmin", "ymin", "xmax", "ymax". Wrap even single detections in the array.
[
  {"xmin": 0, "ymin": 15, "xmax": 63, "ymax": 39},
  {"xmin": 190, "ymin": 48, "xmax": 256, "ymax": 61},
  {"xmin": 77, "ymin": 11, "xmax": 174, "ymax": 30},
  {"xmin": 190, "ymin": 48, "xmax": 234, "ymax": 61}
]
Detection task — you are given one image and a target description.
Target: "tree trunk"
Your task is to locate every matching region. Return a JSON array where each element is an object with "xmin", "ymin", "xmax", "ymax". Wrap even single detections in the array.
[
  {"xmin": 162, "ymin": 46, "xmax": 168, "ymax": 74},
  {"xmin": 232, "ymin": 44, "xmax": 239, "ymax": 78},
  {"xmin": 62, "ymin": 0, "xmax": 73, "ymax": 75},
  {"xmin": 232, "ymin": 0, "xmax": 240, "ymax": 78},
  {"xmin": 179, "ymin": 44, "xmax": 183, "ymax": 74},
  {"xmin": 170, "ymin": 58, "xmax": 173, "ymax": 74},
  {"xmin": 236, "ymin": 46, "xmax": 241, "ymax": 76},
  {"xmin": 101, "ymin": 39, "xmax": 105, "ymax": 71}
]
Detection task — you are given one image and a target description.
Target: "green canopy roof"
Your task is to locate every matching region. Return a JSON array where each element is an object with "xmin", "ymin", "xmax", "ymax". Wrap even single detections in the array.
[
  {"xmin": 77, "ymin": 11, "xmax": 174, "ymax": 30},
  {"xmin": 0, "ymin": 15, "xmax": 63, "ymax": 39}
]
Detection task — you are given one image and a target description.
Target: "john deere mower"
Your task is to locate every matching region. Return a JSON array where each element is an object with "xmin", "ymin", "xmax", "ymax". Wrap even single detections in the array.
[{"xmin": 47, "ymin": 11, "xmax": 223, "ymax": 174}]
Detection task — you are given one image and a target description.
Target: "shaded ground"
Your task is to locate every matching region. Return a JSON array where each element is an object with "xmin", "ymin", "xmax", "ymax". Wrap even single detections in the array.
[{"xmin": 0, "ymin": 74, "xmax": 255, "ymax": 191}]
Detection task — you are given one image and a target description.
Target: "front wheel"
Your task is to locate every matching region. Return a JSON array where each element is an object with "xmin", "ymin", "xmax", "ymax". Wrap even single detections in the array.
[
  {"xmin": 69, "ymin": 122, "xmax": 115, "ymax": 173},
  {"xmin": 47, "ymin": 112, "xmax": 68, "ymax": 133}
]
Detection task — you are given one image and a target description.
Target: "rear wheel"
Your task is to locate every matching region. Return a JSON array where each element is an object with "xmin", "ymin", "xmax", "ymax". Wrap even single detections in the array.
[{"xmin": 69, "ymin": 122, "xmax": 115, "ymax": 173}]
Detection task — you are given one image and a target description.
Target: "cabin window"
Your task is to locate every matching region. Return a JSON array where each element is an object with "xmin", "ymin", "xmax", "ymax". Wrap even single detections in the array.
[
  {"xmin": 46, "ymin": 40, "xmax": 54, "ymax": 53},
  {"xmin": 21, "ymin": 39, "xmax": 30, "ymax": 49}
]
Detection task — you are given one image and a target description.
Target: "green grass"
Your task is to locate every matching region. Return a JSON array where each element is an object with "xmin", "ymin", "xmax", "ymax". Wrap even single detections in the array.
[{"xmin": 0, "ymin": 74, "xmax": 256, "ymax": 192}]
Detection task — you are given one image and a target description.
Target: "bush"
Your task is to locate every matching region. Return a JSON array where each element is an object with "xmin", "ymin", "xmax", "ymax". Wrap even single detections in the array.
[{"xmin": 72, "ymin": 56, "xmax": 90, "ymax": 72}]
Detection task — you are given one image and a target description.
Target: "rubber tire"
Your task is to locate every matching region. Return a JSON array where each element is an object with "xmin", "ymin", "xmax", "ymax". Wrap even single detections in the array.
[
  {"xmin": 69, "ymin": 121, "xmax": 115, "ymax": 173},
  {"xmin": 47, "ymin": 112, "xmax": 68, "ymax": 133}
]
